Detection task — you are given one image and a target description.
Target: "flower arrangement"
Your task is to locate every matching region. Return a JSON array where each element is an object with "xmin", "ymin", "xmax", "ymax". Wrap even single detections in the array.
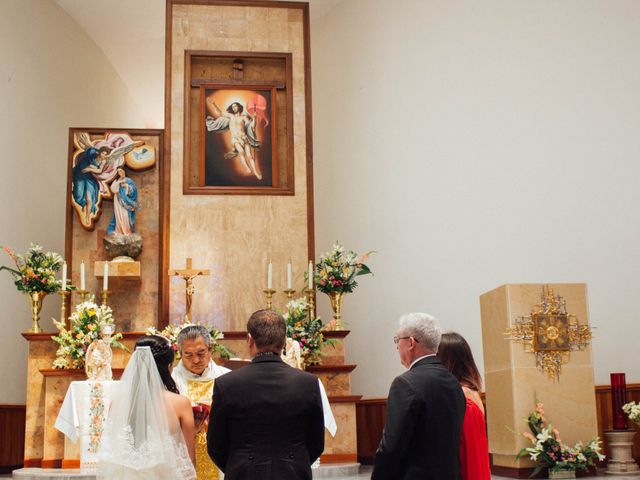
[
  {"xmin": 516, "ymin": 401, "xmax": 605, "ymax": 476},
  {"xmin": 1, "ymin": 243, "xmax": 65, "ymax": 294},
  {"xmin": 623, "ymin": 401, "xmax": 640, "ymax": 427},
  {"xmin": 313, "ymin": 242, "xmax": 373, "ymax": 294},
  {"xmin": 146, "ymin": 322, "xmax": 233, "ymax": 360},
  {"xmin": 282, "ymin": 297, "xmax": 332, "ymax": 366},
  {"xmin": 52, "ymin": 298, "xmax": 124, "ymax": 369}
]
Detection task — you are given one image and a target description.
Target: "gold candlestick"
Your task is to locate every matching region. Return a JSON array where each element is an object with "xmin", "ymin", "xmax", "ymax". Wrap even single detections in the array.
[
  {"xmin": 263, "ymin": 289, "xmax": 276, "ymax": 310},
  {"xmin": 303, "ymin": 287, "xmax": 315, "ymax": 320},
  {"xmin": 101, "ymin": 289, "xmax": 110, "ymax": 306},
  {"xmin": 76, "ymin": 289, "xmax": 90, "ymax": 303},
  {"xmin": 58, "ymin": 290, "xmax": 70, "ymax": 328},
  {"xmin": 283, "ymin": 289, "xmax": 296, "ymax": 301}
]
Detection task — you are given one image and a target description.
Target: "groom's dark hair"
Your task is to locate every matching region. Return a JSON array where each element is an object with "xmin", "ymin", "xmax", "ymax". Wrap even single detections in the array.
[{"xmin": 247, "ymin": 310, "xmax": 286, "ymax": 353}]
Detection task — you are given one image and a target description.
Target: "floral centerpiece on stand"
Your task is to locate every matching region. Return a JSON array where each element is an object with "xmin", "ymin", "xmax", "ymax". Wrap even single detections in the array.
[
  {"xmin": 146, "ymin": 322, "xmax": 233, "ymax": 360},
  {"xmin": 313, "ymin": 242, "xmax": 374, "ymax": 329},
  {"xmin": 52, "ymin": 298, "xmax": 125, "ymax": 369},
  {"xmin": 623, "ymin": 401, "xmax": 640, "ymax": 427},
  {"xmin": 1, "ymin": 243, "xmax": 67, "ymax": 332},
  {"xmin": 283, "ymin": 297, "xmax": 333, "ymax": 367},
  {"xmin": 516, "ymin": 401, "xmax": 605, "ymax": 478}
]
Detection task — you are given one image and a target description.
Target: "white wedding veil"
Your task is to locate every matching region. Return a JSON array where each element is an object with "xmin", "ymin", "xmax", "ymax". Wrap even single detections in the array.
[{"xmin": 97, "ymin": 346, "xmax": 195, "ymax": 480}]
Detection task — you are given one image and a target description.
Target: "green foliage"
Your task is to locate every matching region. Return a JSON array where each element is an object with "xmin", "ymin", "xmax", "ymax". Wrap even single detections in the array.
[{"xmin": 2, "ymin": 243, "xmax": 64, "ymax": 294}]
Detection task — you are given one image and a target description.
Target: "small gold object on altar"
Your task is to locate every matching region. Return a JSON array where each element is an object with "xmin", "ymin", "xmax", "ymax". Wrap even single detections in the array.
[
  {"xmin": 263, "ymin": 289, "xmax": 276, "ymax": 310},
  {"xmin": 303, "ymin": 287, "xmax": 315, "ymax": 321},
  {"xmin": 58, "ymin": 290, "xmax": 70, "ymax": 328},
  {"xmin": 27, "ymin": 291, "xmax": 46, "ymax": 333},
  {"xmin": 505, "ymin": 285, "xmax": 593, "ymax": 381},
  {"xmin": 76, "ymin": 289, "xmax": 91, "ymax": 303},
  {"xmin": 168, "ymin": 258, "xmax": 210, "ymax": 322},
  {"xmin": 283, "ymin": 288, "xmax": 296, "ymax": 301},
  {"xmin": 327, "ymin": 291, "xmax": 345, "ymax": 330},
  {"xmin": 100, "ymin": 289, "xmax": 110, "ymax": 307}
]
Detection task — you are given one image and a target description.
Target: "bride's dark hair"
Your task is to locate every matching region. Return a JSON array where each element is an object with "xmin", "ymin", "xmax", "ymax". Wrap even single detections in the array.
[{"xmin": 135, "ymin": 335, "xmax": 179, "ymax": 394}]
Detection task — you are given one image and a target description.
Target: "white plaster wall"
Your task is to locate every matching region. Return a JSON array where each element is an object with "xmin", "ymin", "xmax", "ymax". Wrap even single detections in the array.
[
  {"xmin": 0, "ymin": 0, "xmax": 145, "ymax": 404},
  {"xmin": 311, "ymin": 0, "xmax": 640, "ymax": 397}
]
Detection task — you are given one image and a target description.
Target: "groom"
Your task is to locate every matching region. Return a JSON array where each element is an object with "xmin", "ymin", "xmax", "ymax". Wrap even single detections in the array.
[{"xmin": 207, "ymin": 309, "xmax": 325, "ymax": 480}]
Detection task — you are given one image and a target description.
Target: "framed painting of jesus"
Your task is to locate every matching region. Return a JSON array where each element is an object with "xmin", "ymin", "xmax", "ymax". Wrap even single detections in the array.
[{"xmin": 199, "ymin": 84, "xmax": 278, "ymax": 189}]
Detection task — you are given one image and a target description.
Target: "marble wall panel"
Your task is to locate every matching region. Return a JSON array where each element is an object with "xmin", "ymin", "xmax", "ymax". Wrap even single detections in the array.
[
  {"xmin": 169, "ymin": 4, "xmax": 310, "ymax": 331},
  {"xmin": 323, "ymin": 403, "xmax": 357, "ymax": 455}
]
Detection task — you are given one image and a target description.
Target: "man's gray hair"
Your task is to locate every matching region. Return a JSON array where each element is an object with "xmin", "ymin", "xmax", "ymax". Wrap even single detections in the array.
[
  {"xmin": 176, "ymin": 325, "xmax": 212, "ymax": 349},
  {"xmin": 398, "ymin": 312, "xmax": 442, "ymax": 352}
]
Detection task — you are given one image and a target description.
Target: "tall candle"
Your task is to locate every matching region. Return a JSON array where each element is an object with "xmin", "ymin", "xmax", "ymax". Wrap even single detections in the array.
[
  {"xmin": 308, "ymin": 261, "xmax": 313, "ymax": 290},
  {"xmin": 103, "ymin": 262, "xmax": 109, "ymax": 291},
  {"xmin": 80, "ymin": 262, "xmax": 85, "ymax": 291},
  {"xmin": 611, "ymin": 372, "xmax": 628, "ymax": 430},
  {"xmin": 267, "ymin": 261, "xmax": 273, "ymax": 289},
  {"xmin": 287, "ymin": 262, "xmax": 292, "ymax": 289},
  {"xmin": 61, "ymin": 262, "xmax": 67, "ymax": 290}
]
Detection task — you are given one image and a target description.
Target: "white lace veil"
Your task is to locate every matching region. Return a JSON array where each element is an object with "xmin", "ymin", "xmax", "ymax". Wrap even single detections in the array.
[{"xmin": 97, "ymin": 346, "xmax": 195, "ymax": 480}]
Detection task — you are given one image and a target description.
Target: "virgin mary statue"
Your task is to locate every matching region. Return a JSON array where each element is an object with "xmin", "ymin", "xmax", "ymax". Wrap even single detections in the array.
[{"xmin": 107, "ymin": 167, "xmax": 139, "ymax": 235}]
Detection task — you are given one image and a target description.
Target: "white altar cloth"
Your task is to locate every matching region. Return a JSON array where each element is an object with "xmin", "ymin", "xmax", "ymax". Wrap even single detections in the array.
[{"xmin": 54, "ymin": 380, "xmax": 120, "ymax": 473}]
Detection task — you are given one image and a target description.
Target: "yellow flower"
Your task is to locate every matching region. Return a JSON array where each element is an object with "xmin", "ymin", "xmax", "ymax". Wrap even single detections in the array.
[
  {"xmin": 87, "ymin": 324, "xmax": 96, "ymax": 331},
  {"xmin": 87, "ymin": 308, "xmax": 96, "ymax": 317},
  {"xmin": 76, "ymin": 332, "xmax": 85, "ymax": 340}
]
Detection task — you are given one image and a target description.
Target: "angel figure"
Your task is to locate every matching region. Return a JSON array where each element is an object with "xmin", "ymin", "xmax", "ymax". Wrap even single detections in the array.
[
  {"xmin": 205, "ymin": 98, "xmax": 262, "ymax": 180},
  {"xmin": 71, "ymin": 133, "xmax": 143, "ymax": 229}
]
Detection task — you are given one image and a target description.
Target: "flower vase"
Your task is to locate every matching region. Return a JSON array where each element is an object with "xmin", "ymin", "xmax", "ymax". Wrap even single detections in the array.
[
  {"xmin": 327, "ymin": 291, "xmax": 345, "ymax": 330},
  {"xmin": 548, "ymin": 470, "xmax": 575, "ymax": 479},
  {"xmin": 27, "ymin": 291, "xmax": 46, "ymax": 333}
]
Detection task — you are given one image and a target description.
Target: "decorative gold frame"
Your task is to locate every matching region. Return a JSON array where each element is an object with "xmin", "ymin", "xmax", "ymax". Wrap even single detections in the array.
[{"xmin": 505, "ymin": 286, "xmax": 593, "ymax": 381}]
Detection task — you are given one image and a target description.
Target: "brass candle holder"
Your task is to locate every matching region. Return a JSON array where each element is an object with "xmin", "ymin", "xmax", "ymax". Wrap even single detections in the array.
[
  {"xmin": 58, "ymin": 290, "xmax": 70, "ymax": 328},
  {"xmin": 100, "ymin": 289, "xmax": 110, "ymax": 306},
  {"xmin": 303, "ymin": 287, "xmax": 315, "ymax": 320},
  {"xmin": 283, "ymin": 289, "xmax": 296, "ymax": 301},
  {"xmin": 76, "ymin": 289, "xmax": 90, "ymax": 303},
  {"xmin": 263, "ymin": 289, "xmax": 276, "ymax": 310}
]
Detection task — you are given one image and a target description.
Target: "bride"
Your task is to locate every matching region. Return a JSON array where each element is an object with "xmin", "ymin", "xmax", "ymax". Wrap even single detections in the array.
[{"xmin": 98, "ymin": 335, "xmax": 196, "ymax": 479}]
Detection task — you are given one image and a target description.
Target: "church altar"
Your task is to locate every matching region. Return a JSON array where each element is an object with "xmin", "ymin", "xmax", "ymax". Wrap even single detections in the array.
[{"xmin": 21, "ymin": 329, "xmax": 360, "ymax": 470}]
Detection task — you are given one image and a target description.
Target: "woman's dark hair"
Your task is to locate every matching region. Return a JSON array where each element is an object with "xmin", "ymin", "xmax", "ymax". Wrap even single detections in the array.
[
  {"xmin": 437, "ymin": 332, "xmax": 482, "ymax": 392},
  {"xmin": 135, "ymin": 335, "xmax": 179, "ymax": 394}
]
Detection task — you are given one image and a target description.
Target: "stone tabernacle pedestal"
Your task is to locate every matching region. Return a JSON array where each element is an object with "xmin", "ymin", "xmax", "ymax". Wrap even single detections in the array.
[{"xmin": 479, "ymin": 284, "xmax": 598, "ymax": 478}]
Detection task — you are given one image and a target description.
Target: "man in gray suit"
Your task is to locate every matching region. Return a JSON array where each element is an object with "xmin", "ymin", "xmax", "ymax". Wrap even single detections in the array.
[{"xmin": 372, "ymin": 312, "xmax": 466, "ymax": 480}]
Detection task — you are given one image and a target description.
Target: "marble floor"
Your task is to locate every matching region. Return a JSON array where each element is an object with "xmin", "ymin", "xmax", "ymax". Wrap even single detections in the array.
[{"xmin": 4, "ymin": 466, "xmax": 640, "ymax": 479}]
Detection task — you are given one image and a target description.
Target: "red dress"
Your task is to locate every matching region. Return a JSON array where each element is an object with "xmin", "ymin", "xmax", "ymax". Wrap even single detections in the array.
[{"xmin": 460, "ymin": 397, "xmax": 491, "ymax": 480}]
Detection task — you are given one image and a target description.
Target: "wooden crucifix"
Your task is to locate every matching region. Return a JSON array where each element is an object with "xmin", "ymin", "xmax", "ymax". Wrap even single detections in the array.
[{"xmin": 168, "ymin": 258, "xmax": 210, "ymax": 322}]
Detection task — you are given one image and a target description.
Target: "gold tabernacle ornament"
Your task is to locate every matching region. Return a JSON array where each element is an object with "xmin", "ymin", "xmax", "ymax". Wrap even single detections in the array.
[
  {"xmin": 504, "ymin": 285, "xmax": 593, "ymax": 381},
  {"xmin": 168, "ymin": 258, "xmax": 210, "ymax": 322}
]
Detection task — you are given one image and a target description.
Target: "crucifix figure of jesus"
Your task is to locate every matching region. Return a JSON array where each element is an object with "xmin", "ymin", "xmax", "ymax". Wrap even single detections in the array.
[{"xmin": 168, "ymin": 258, "xmax": 210, "ymax": 322}]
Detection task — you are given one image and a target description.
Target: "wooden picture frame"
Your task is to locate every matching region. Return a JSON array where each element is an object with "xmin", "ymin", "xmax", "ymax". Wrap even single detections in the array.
[
  {"xmin": 183, "ymin": 50, "xmax": 295, "ymax": 195},
  {"xmin": 199, "ymin": 83, "xmax": 278, "ymax": 188}
]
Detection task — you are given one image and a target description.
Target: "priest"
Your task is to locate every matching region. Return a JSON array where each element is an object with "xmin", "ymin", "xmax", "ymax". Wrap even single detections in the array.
[{"xmin": 172, "ymin": 325, "xmax": 230, "ymax": 480}]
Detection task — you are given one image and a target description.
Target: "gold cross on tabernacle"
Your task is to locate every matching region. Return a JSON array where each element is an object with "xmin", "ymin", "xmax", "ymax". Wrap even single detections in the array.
[{"xmin": 168, "ymin": 258, "xmax": 210, "ymax": 322}]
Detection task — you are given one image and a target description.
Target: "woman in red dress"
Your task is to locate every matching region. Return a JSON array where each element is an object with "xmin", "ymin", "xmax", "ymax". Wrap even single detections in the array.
[{"xmin": 438, "ymin": 332, "xmax": 491, "ymax": 480}]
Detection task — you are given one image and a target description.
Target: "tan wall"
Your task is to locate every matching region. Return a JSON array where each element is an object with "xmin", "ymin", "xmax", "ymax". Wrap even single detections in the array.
[
  {"xmin": 168, "ymin": 3, "xmax": 311, "ymax": 330},
  {"xmin": 0, "ymin": 0, "xmax": 144, "ymax": 404}
]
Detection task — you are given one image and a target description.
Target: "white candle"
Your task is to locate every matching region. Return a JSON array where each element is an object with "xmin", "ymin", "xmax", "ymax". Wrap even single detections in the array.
[
  {"xmin": 287, "ymin": 262, "xmax": 292, "ymax": 289},
  {"xmin": 61, "ymin": 262, "xmax": 67, "ymax": 290},
  {"xmin": 308, "ymin": 261, "xmax": 313, "ymax": 290},
  {"xmin": 80, "ymin": 262, "xmax": 85, "ymax": 291},
  {"xmin": 267, "ymin": 261, "xmax": 273, "ymax": 290},
  {"xmin": 103, "ymin": 262, "xmax": 109, "ymax": 291}
]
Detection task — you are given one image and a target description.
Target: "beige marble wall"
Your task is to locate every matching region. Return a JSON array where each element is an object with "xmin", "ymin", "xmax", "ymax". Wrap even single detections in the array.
[
  {"xmin": 169, "ymin": 4, "xmax": 310, "ymax": 330},
  {"xmin": 480, "ymin": 284, "xmax": 598, "ymax": 469}
]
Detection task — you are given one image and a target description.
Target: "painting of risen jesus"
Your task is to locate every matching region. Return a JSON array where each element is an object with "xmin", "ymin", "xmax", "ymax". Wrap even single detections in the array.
[{"xmin": 200, "ymin": 85, "xmax": 276, "ymax": 188}]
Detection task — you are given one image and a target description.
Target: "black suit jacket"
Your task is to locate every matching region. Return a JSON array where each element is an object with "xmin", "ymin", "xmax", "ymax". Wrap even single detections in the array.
[
  {"xmin": 372, "ymin": 355, "xmax": 466, "ymax": 480},
  {"xmin": 207, "ymin": 354, "xmax": 325, "ymax": 480}
]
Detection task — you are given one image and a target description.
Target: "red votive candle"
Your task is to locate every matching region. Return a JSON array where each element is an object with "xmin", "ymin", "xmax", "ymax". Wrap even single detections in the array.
[{"xmin": 611, "ymin": 372, "xmax": 628, "ymax": 430}]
